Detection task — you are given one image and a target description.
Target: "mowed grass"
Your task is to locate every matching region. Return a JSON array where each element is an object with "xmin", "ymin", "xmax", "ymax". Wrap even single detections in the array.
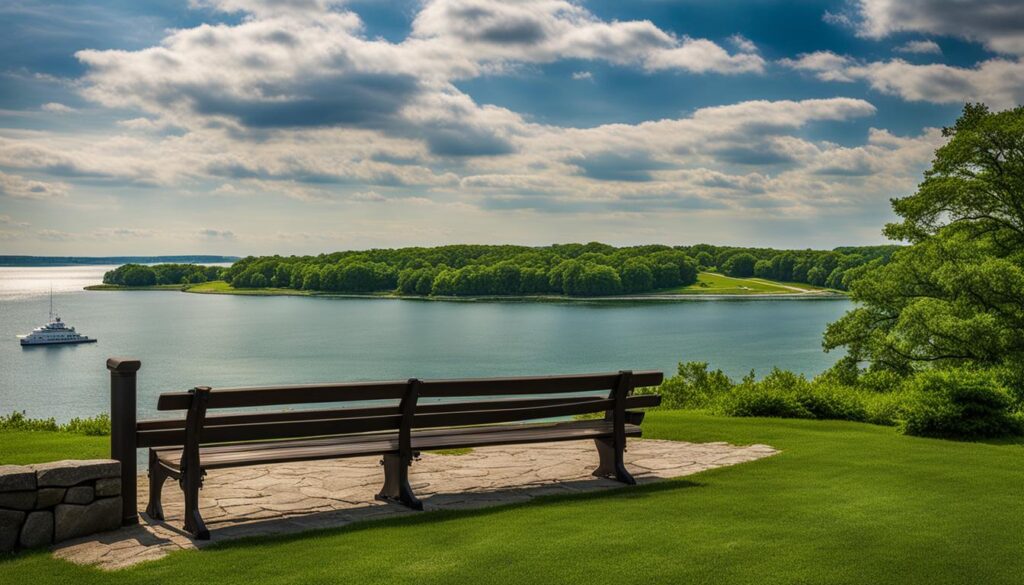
[
  {"xmin": 3, "ymin": 412, "xmax": 1023, "ymax": 584},
  {"xmin": 659, "ymin": 272, "xmax": 832, "ymax": 295},
  {"xmin": 185, "ymin": 281, "xmax": 313, "ymax": 296},
  {"xmin": 0, "ymin": 431, "xmax": 107, "ymax": 465}
]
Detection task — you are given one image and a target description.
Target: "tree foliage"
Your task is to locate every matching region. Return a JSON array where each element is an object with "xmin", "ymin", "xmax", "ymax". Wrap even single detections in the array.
[
  {"xmin": 825, "ymin": 104, "xmax": 1024, "ymax": 381},
  {"xmin": 216, "ymin": 242, "xmax": 890, "ymax": 297},
  {"xmin": 103, "ymin": 263, "xmax": 223, "ymax": 286}
]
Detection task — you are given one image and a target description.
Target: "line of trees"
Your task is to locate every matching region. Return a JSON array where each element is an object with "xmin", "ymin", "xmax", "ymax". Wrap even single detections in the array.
[
  {"xmin": 683, "ymin": 244, "xmax": 899, "ymax": 288},
  {"xmin": 102, "ymin": 263, "xmax": 224, "ymax": 286},
  {"xmin": 218, "ymin": 242, "xmax": 894, "ymax": 297}
]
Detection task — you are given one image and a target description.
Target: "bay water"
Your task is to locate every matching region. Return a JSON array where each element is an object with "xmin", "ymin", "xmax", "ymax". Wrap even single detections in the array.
[{"xmin": 0, "ymin": 266, "xmax": 852, "ymax": 421}]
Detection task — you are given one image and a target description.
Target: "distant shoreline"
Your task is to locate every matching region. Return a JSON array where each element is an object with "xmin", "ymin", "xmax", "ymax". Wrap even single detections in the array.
[
  {"xmin": 85, "ymin": 281, "xmax": 848, "ymax": 302},
  {"xmin": 1, "ymin": 255, "xmax": 240, "ymax": 267}
]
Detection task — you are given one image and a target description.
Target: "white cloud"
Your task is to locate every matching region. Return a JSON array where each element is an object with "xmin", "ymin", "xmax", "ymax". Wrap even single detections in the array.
[
  {"xmin": 0, "ymin": 214, "xmax": 30, "ymax": 228},
  {"xmin": 0, "ymin": 170, "xmax": 68, "ymax": 199},
  {"xmin": 410, "ymin": 0, "xmax": 765, "ymax": 76},
  {"xmin": 37, "ymin": 229, "xmax": 75, "ymax": 241},
  {"xmin": 0, "ymin": 0, "xmax": 959, "ymax": 242},
  {"xmin": 643, "ymin": 37, "xmax": 764, "ymax": 74},
  {"xmin": 2, "ymin": 95, "xmax": 905, "ymax": 220},
  {"xmin": 822, "ymin": 10, "xmax": 854, "ymax": 28},
  {"xmin": 189, "ymin": 0, "xmax": 343, "ymax": 16},
  {"xmin": 197, "ymin": 228, "xmax": 235, "ymax": 239},
  {"xmin": 571, "ymin": 70, "xmax": 592, "ymax": 80},
  {"xmin": 40, "ymin": 102, "xmax": 76, "ymax": 113},
  {"xmin": 895, "ymin": 40, "xmax": 942, "ymax": 55},
  {"xmin": 72, "ymin": 0, "xmax": 763, "ymax": 164},
  {"xmin": 116, "ymin": 117, "xmax": 173, "ymax": 132},
  {"xmin": 93, "ymin": 227, "xmax": 157, "ymax": 238},
  {"xmin": 782, "ymin": 51, "xmax": 1024, "ymax": 109},
  {"xmin": 729, "ymin": 34, "xmax": 758, "ymax": 54},
  {"xmin": 848, "ymin": 0, "xmax": 1024, "ymax": 56},
  {"xmin": 847, "ymin": 58, "xmax": 1024, "ymax": 108},
  {"xmin": 779, "ymin": 51, "xmax": 857, "ymax": 82}
]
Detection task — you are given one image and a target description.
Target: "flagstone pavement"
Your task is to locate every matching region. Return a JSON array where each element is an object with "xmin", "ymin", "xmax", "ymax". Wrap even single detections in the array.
[{"xmin": 53, "ymin": 439, "xmax": 778, "ymax": 569}]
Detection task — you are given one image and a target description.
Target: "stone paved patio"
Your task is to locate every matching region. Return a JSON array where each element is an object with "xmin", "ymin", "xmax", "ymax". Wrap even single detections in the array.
[{"xmin": 53, "ymin": 439, "xmax": 777, "ymax": 569}]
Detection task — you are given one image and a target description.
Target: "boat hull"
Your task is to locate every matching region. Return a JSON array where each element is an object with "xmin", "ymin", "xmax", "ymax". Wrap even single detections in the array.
[{"xmin": 19, "ymin": 338, "xmax": 97, "ymax": 346}]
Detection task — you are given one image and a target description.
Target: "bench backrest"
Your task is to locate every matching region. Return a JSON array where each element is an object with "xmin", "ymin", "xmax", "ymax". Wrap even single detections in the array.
[{"xmin": 135, "ymin": 370, "xmax": 664, "ymax": 449}]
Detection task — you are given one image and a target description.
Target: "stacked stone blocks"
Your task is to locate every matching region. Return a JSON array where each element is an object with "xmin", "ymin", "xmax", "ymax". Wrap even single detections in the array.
[{"xmin": 0, "ymin": 460, "xmax": 122, "ymax": 552}]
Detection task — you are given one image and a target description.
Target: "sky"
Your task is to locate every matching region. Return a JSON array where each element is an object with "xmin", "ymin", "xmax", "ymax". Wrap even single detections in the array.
[{"xmin": 0, "ymin": 0, "xmax": 1022, "ymax": 256}]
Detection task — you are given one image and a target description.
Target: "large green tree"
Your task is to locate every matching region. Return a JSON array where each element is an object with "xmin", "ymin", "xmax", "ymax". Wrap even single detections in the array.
[{"xmin": 825, "ymin": 104, "xmax": 1024, "ymax": 380}]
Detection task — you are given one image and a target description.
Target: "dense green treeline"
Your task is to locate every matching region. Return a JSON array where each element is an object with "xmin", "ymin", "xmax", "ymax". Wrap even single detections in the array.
[
  {"xmin": 102, "ymin": 263, "xmax": 224, "ymax": 286},
  {"xmin": 219, "ymin": 242, "xmax": 893, "ymax": 297},
  {"xmin": 681, "ymin": 243, "xmax": 898, "ymax": 287}
]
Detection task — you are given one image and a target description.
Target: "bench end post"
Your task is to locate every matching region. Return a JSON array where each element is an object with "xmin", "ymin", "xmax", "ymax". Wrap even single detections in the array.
[{"xmin": 108, "ymin": 357, "xmax": 140, "ymax": 526}]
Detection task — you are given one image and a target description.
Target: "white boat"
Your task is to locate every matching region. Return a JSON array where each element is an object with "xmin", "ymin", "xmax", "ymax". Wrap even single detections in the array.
[{"xmin": 18, "ymin": 289, "xmax": 97, "ymax": 346}]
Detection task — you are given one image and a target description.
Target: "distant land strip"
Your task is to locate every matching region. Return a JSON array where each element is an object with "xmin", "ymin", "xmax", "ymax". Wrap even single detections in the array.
[{"xmin": 0, "ymin": 255, "xmax": 240, "ymax": 267}]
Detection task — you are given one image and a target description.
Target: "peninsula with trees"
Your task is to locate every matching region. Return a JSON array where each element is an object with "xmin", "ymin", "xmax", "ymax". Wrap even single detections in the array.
[{"xmin": 90, "ymin": 242, "xmax": 897, "ymax": 299}]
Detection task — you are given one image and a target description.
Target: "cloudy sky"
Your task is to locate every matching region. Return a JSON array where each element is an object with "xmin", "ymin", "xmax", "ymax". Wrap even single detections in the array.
[{"xmin": 1, "ymin": 0, "xmax": 1022, "ymax": 255}]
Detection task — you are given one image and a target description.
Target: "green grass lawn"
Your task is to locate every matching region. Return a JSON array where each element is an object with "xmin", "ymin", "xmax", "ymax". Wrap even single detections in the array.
[
  {"xmin": 184, "ymin": 280, "xmax": 314, "ymax": 296},
  {"xmin": 0, "ymin": 431, "xmax": 107, "ymax": 465},
  {"xmin": 659, "ymin": 272, "xmax": 835, "ymax": 295},
  {"xmin": 3, "ymin": 412, "xmax": 1022, "ymax": 583}
]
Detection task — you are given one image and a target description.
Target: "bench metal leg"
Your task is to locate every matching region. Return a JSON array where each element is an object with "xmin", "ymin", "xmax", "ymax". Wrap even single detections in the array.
[
  {"xmin": 146, "ymin": 450, "xmax": 168, "ymax": 520},
  {"xmin": 182, "ymin": 467, "xmax": 209, "ymax": 540},
  {"xmin": 376, "ymin": 453, "xmax": 423, "ymax": 510},
  {"xmin": 592, "ymin": 437, "xmax": 636, "ymax": 485}
]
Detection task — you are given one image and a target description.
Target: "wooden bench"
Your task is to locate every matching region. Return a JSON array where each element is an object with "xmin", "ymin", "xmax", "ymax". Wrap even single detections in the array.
[{"xmin": 106, "ymin": 359, "xmax": 662, "ymax": 539}]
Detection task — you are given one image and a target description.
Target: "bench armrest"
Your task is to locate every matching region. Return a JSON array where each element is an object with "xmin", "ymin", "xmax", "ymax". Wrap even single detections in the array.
[{"xmin": 625, "ymin": 411, "xmax": 646, "ymax": 425}]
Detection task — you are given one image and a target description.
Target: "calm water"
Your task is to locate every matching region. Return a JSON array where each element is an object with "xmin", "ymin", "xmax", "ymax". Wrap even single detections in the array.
[{"xmin": 0, "ymin": 266, "xmax": 852, "ymax": 421}]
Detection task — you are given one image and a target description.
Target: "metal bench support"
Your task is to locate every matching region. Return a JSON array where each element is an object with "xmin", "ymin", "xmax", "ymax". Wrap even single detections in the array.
[{"xmin": 376, "ymin": 379, "xmax": 423, "ymax": 510}]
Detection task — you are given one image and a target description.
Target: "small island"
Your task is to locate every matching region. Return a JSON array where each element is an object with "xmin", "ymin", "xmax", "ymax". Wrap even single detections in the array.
[{"xmin": 84, "ymin": 243, "xmax": 884, "ymax": 300}]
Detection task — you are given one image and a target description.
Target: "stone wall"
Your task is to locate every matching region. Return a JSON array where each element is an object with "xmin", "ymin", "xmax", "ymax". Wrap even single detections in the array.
[{"xmin": 0, "ymin": 460, "xmax": 122, "ymax": 552}]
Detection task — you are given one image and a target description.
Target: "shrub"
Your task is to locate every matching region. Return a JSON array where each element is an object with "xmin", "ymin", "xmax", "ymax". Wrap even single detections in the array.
[
  {"xmin": 638, "ymin": 362, "xmax": 732, "ymax": 410},
  {"xmin": 0, "ymin": 411, "xmax": 59, "ymax": 432},
  {"xmin": 857, "ymin": 369, "xmax": 906, "ymax": 393},
  {"xmin": 863, "ymin": 392, "xmax": 906, "ymax": 426},
  {"xmin": 795, "ymin": 382, "xmax": 868, "ymax": 422},
  {"xmin": 63, "ymin": 414, "xmax": 111, "ymax": 436},
  {"xmin": 641, "ymin": 361, "xmax": 1021, "ymax": 439},
  {"xmin": 0, "ymin": 411, "xmax": 111, "ymax": 435},
  {"xmin": 715, "ymin": 383, "xmax": 812, "ymax": 419},
  {"xmin": 900, "ymin": 370, "xmax": 1022, "ymax": 439}
]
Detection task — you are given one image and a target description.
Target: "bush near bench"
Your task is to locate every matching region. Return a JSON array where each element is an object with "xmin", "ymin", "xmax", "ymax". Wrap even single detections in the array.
[
  {"xmin": 0, "ymin": 413, "xmax": 110, "ymax": 436},
  {"xmin": 638, "ymin": 362, "xmax": 1023, "ymax": 439}
]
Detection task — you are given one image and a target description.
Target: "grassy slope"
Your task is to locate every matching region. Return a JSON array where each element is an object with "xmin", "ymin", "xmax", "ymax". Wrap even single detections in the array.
[
  {"xmin": 659, "ymin": 272, "xmax": 833, "ymax": 295},
  {"xmin": 3, "ymin": 412, "xmax": 1022, "ymax": 584},
  {"xmin": 185, "ymin": 281, "xmax": 314, "ymax": 296}
]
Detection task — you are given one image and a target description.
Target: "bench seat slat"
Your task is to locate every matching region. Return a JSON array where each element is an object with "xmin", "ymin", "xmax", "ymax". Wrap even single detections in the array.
[{"xmin": 154, "ymin": 420, "xmax": 641, "ymax": 470}]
